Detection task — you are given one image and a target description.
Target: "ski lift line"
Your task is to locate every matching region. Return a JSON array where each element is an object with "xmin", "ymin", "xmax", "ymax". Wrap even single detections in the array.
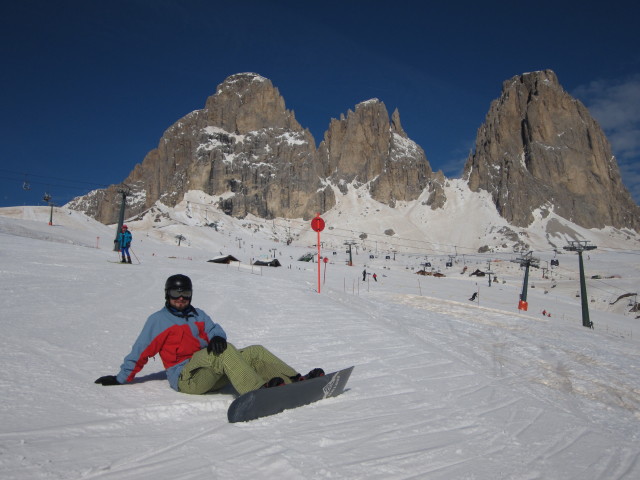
[
  {"xmin": 538, "ymin": 259, "xmax": 634, "ymax": 297},
  {"xmin": 597, "ymin": 247, "xmax": 640, "ymax": 256},
  {"xmin": 0, "ymin": 176, "xmax": 106, "ymax": 199},
  {"xmin": 306, "ymin": 223, "xmax": 640, "ymax": 261},
  {"xmin": 0, "ymin": 169, "xmax": 111, "ymax": 188},
  {"xmin": 272, "ymin": 217, "xmax": 640, "ymax": 256},
  {"xmin": 276, "ymin": 220, "xmax": 631, "ymax": 258},
  {"xmin": 7, "ymin": 177, "xmax": 95, "ymax": 190},
  {"xmin": 276, "ymin": 221, "xmax": 480, "ymax": 254},
  {"xmin": 0, "ymin": 174, "xmax": 103, "ymax": 191},
  {"xmin": 587, "ymin": 277, "xmax": 637, "ymax": 296},
  {"xmin": 581, "ymin": 283, "xmax": 631, "ymax": 300}
]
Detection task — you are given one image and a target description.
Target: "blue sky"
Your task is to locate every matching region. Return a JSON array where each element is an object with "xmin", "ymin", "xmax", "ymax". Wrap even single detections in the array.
[{"xmin": 1, "ymin": 0, "xmax": 639, "ymax": 209}]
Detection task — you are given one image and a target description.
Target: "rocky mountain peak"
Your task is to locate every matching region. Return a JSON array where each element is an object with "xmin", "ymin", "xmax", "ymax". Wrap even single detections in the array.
[
  {"xmin": 66, "ymin": 70, "xmax": 637, "ymax": 238},
  {"xmin": 205, "ymin": 73, "xmax": 303, "ymax": 134},
  {"xmin": 391, "ymin": 108, "xmax": 407, "ymax": 137},
  {"xmin": 464, "ymin": 69, "xmax": 640, "ymax": 230},
  {"xmin": 317, "ymin": 99, "xmax": 437, "ymax": 207}
]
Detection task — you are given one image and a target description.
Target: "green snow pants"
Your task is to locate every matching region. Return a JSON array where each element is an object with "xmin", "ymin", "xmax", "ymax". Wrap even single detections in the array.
[{"xmin": 177, "ymin": 344, "xmax": 298, "ymax": 395}]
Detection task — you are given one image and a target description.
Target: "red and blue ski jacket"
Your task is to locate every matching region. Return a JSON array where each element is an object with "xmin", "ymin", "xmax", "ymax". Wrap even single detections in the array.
[
  {"xmin": 117, "ymin": 230, "xmax": 132, "ymax": 248},
  {"xmin": 115, "ymin": 304, "xmax": 226, "ymax": 390}
]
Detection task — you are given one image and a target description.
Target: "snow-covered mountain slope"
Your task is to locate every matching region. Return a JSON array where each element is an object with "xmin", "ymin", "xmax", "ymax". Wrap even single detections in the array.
[{"xmin": 0, "ymin": 204, "xmax": 638, "ymax": 479}]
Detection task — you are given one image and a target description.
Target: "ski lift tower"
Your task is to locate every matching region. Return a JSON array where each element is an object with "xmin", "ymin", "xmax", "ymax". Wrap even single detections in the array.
[
  {"xmin": 43, "ymin": 193, "xmax": 54, "ymax": 226},
  {"xmin": 512, "ymin": 251, "xmax": 539, "ymax": 311},
  {"xmin": 563, "ymin": 241, "xmax": 597, "ymax": 329},
  {"xmin": 486, "ymin": 259, "xmax": 494, "ymax": 287},
  {"xmin": 344, "ymin": 240, "xmax": 357, "ymax": 266}
]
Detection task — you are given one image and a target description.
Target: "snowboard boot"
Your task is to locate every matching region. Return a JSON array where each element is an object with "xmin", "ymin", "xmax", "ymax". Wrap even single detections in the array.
[
  {"xmin": 127, "ymin": 256, "xmax": 132, "ymax": 264},
  {"xmin": 262, "ymin": 377, "xmax": 285, "ymax": 388},
  {"xmin": 121, "ymin": 257, "xmax": 127, "ymax": 263},
  {"xmin": 305, "ymin": 368, "xmax": 325, "ymax": 379},
  {"xmin": 289, "ymin": 368, "xmax": 325, "ymax": 382}
]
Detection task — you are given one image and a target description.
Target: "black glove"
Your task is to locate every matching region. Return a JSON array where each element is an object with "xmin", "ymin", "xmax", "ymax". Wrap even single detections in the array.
[
  {"xmin": 95, "ymin": 375, "xmax": 120, "ymax": 386},
  {"xmin": 207, "ymin": 336, "xmax": 227, "ymax": 355}
]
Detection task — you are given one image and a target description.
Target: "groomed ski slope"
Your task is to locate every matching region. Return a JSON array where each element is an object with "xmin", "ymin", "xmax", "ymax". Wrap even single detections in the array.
[{"xmin": 0, "ymin": 208, "xmax": 639, "ymax": 479}]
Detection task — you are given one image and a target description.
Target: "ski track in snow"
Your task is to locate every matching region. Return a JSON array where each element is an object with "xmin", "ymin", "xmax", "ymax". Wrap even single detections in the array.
[{"xmin": 0, "ymin": 209, "xmax": 639, "ymax": 479}]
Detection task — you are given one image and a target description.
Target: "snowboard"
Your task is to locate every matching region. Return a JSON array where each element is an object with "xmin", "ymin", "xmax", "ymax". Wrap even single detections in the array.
[{"xmin": 227, "ymin": 366, "xmax": 354, "ymax": 423}]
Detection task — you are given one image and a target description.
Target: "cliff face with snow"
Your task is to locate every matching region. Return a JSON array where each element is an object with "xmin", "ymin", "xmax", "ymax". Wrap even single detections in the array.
[
  {"xmin": 463, "ymin": 70, "xmax": 640, "ymax": 230},
  {"xmin": 68, "ymin": 70, "xmax": 638, "ymax": 236},
  {"xmin": 68, "ymin": 73, "xmax": 437, "ymax": 223}
]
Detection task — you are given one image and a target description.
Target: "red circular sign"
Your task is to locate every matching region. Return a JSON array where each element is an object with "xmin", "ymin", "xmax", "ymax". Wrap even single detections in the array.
[
  {"xmin": 323, "ymin": 257, "xmax": 329, "ymax": 263},
  {"xmin": 311, "ymin": 216, "xmax": 325, "ymax": 232}
]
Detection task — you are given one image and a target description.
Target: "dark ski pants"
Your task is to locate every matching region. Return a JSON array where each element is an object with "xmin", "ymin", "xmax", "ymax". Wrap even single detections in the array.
[{"xmin": 177, "ymin": 344, "xmax": 298, "ymax": 395}]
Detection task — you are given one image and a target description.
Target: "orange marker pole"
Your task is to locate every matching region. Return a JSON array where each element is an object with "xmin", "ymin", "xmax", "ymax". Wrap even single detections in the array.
[
  {"xmin": 317, "ymin": 229, "xmax": 321, "ymax": 293},
  {"xmin": 310, "ymin": 214, "xmax": 326, "ymax": 294}
]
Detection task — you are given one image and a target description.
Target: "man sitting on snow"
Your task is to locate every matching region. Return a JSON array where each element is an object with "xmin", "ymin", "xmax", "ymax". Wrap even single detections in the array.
[{"xmin": 95, "ymin": 274, "xmax": 323, "ymax": 394}]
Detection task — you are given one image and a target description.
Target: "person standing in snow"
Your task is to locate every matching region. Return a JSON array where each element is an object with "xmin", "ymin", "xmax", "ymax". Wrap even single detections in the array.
[
  {"xmin": 95, "ymin": 274, "xmax": 324, "ymax": 394},
  {"xmin": 117, "ymin": 224, "xmax": 133, "ymax": 263},
  {"xmin": 362, "ymin": 269, "xmax": 367, "ymax": 281}
]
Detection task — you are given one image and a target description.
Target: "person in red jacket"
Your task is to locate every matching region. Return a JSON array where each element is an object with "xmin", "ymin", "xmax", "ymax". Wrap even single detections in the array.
[{"xmin": 95, "ymin": 274, "xmax": 323, "ymax": 394}]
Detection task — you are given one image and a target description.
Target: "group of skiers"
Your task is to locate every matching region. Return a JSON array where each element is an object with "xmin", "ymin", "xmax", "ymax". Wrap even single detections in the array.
[{"xmin": 362, "ymin": 269, "xmax": 377, "ymax": 282}]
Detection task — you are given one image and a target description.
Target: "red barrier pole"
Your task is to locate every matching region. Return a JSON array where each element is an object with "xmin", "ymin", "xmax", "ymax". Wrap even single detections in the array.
[
  {"xmin": 317, "ymin": 229, "xmax": 321, "ymax": 293},
  {"xmin": 310, "ymin": 214, "xmax": 325, "ymax": 294}
]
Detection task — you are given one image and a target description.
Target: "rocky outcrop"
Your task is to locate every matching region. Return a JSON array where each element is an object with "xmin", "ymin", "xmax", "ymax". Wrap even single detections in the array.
[
  {"xmin": 69, "ymin": 74, "xmax": 333, "ymax": 223},
  {"xmin": 67, "ymin": 70, "xmax": 637, "ymax": 234},
  {"xmin": 318, "ymin": 99, "xmax": 441, "ymax": 207},
  {"xmin": 464, "ymin": 70, "xmax": 640, "ymax": 230},
  {"xmin": 68, "ymin": 74, "xmax": 438, "ymax": 223}
]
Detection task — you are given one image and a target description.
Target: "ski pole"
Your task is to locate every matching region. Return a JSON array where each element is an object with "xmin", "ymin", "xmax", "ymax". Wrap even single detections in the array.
[{"xmin": 130, "ymin": 247, "xmax": 141, "ymax": 264}]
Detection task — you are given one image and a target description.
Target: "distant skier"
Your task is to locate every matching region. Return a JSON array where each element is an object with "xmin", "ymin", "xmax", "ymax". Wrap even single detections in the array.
[
  {"xmin": 117, "ymin": 224, "xmax": 133, "ymax": 263},
  {"xmin": 94, "ymin": 274, "xmax": 324, "ymax": 395},
  {"xmin": 373, "ymin": 273, "xmax": 377, "ymax": 282},
  {"xmin": 362, "ymin": 269, "xmax": 367, "ymax": 281},
  {"xmin": 469, "ymin": 292, "xmax": 478, "ymax": 301}
]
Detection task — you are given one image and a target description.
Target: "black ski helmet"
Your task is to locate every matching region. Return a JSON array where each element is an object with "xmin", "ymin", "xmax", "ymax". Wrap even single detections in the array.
[{"xmin": 164, "ymin": 274, "xmax": 193, "ymax": 300}]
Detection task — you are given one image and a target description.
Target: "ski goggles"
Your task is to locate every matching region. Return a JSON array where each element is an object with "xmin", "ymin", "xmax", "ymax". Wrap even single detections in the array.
[{"xmin": 168, "ymin": 289, "xmax": 192, "ymax": 299}]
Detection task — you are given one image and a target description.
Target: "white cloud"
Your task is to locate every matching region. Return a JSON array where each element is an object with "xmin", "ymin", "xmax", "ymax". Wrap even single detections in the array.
[{"xmin": 573, "ymin": 75, "xmax": 640, "ymax": 203}]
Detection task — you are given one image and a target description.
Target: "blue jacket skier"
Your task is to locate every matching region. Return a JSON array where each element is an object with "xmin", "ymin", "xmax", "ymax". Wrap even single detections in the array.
[
  {"xmin": 94, "ymin": 274, "xmax": 324, "ymax": 395},
  {"xmin": 117, "ymin": 224, "xmax": 133, "ymax": 263}
]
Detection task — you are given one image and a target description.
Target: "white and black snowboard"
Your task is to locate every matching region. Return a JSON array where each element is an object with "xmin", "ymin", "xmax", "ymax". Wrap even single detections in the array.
[{"xmin": 227, "ymin": 366, "xmax": 354, "ymax": 423}]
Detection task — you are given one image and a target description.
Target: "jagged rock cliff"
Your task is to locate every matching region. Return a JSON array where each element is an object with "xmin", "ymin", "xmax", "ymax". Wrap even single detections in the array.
[
  {"xmin": 71, "ymin": 74, "xmax": 333, "ymax": 222},
  {"xmin": 463, "ymin": 70, "xmax": 640, "ymax": 230},
  {"xmin": 68, "ymin": 70, "xmax": 637, "ymax": 234},
  {"xmin": 318, "ymin": 100, "xmax": 442, "ymax": 207},
  {"xmin": 68, "ymin": 73, "xmax": 438, "ymax": 223}
]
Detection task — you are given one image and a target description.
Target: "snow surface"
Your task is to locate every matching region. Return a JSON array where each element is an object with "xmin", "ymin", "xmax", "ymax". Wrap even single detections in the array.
[{"xmin": 1, "ymin": 202, "xmax": 639, "ymax": 480}]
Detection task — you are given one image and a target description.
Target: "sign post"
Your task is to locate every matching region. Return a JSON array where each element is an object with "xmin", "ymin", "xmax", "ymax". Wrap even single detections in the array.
[
  {"xmin": 323, "ymin": 256, "xmax": 329, "ymax": 284},
  {"xmin": 310, "ymin": 213, "xmax": 325, "ymax": 293}
]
